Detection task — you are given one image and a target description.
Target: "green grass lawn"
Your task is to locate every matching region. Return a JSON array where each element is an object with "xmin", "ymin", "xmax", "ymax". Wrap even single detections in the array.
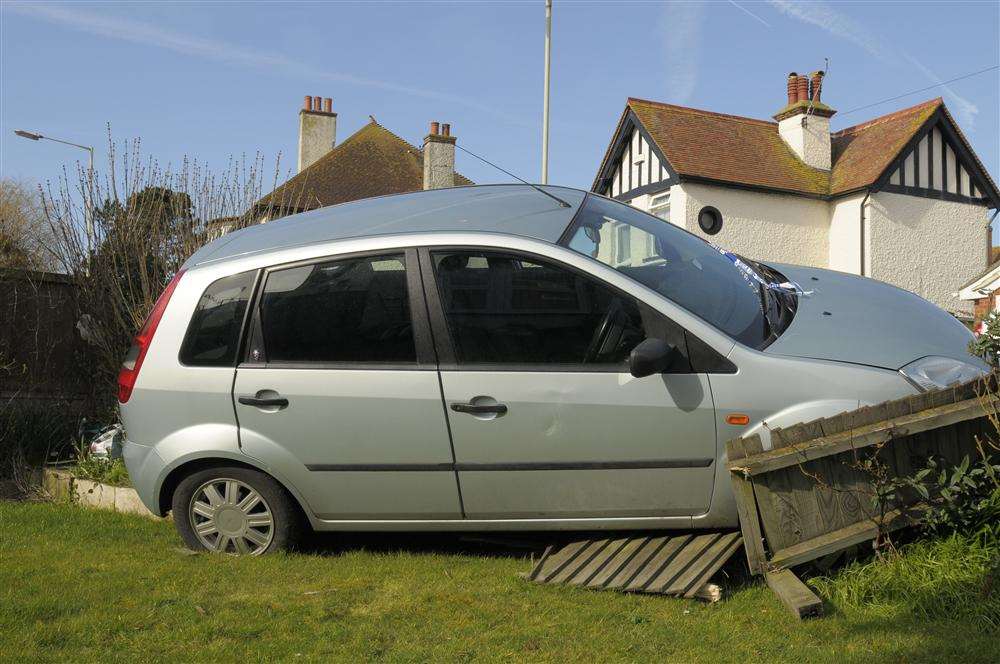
[{"xmin": 1, "ymin": 501, "xmax": 997, "ymax": 663}]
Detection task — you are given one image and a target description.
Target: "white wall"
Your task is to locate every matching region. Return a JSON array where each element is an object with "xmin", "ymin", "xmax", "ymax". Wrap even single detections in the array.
[
  {"xmin": 778, "ymin": 114, "xmax": 832, "ymax": 171},
  {"xmin": 828, "ymin": 193, "xmax": 864, "ymax": 274},
  {"xmin": 671, "ymin": 182, "xmax": 830, "ymax": 267},
  {"xmin": 867, "ymin": 191, "xmax": 987, "ymax": 313}
]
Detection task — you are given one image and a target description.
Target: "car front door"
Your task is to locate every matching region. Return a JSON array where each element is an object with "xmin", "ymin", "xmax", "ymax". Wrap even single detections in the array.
[
  {"xmin": 233, "ymin": 249, "xmax": 462, "ymax": 520},
  {"xmin": 422, "ymin": 248, "xmax": 718, "ymax": 520}
]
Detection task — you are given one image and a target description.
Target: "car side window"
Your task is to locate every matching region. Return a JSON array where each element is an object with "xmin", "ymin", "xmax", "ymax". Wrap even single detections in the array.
[
  {"xmin": 180, "ymin": 271, "xmax": 255, "ymax": 367},
  {"xmin": 431, "ymin": 250, "xmax": 689, "ymax": 369},
  {"xmin": 257, "ymin": 253, "xmax": 416, "ymax": 363}
]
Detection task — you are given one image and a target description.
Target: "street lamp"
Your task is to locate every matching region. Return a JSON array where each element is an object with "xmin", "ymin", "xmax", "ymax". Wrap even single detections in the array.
[{"xmin": 15, "ymin": 129, "xmax": 96, "ymax": 261}]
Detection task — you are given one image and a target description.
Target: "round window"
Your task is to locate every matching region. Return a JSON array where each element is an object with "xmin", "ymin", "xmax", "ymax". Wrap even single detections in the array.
[{"xmin": 697, "ymin": 206, "xmax": 723, "ymax": 235}]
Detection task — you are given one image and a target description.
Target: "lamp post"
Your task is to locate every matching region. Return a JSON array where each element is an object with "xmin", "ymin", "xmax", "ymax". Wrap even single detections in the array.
[{"xmin": 15, "ymin": 129, "xmax": 95, "ymax": 261}]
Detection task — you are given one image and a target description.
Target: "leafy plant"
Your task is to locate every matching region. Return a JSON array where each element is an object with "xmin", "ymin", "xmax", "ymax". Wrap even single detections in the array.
[
  {"xmin": 970, "ymin": 310, "xmax": 1000, "ymax": 368},
  {"xmin": 69, "ymin": 429, "xmax": 130, "ymax": 487}
]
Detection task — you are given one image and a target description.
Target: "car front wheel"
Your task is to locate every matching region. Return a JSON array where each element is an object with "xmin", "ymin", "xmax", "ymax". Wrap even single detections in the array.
[{"xmin": 172, "ymin": 466, "xmax": 299, "ymax": 555}]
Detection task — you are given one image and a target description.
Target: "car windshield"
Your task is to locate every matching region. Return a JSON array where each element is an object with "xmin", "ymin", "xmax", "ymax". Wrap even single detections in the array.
[{"xmin": 562, "ymin": 195, "xmax": 772, "ymax": 348}]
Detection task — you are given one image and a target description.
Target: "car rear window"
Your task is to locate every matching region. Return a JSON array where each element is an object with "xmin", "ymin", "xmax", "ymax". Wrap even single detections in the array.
[{"xmin": 179, "ymin": 271, "xmax": 255, "ymax": 366}]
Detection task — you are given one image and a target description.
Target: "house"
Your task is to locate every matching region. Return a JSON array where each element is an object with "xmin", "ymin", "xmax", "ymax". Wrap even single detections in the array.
[
  {"xmin": 958, "ymin": 258, "xmax": 1000, "ymax": 333},
  {"xmin": 210, "ymin": 96, "xmax": 474, "ymax": 234},
  {"xmin": 592, "ymin": 71, "xmax": 1000, "ymax": 315}
]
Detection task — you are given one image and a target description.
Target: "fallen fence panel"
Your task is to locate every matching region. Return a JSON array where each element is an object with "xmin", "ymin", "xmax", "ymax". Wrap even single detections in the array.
[{"xmin": 726, "ymin": 377, "xmax": 997, "ymax": 618}]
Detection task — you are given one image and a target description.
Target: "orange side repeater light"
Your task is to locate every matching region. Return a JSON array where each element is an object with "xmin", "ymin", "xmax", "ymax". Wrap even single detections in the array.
[{"xmin": 726, "ymin": 414, "xmax": 750, "ymax": 426}]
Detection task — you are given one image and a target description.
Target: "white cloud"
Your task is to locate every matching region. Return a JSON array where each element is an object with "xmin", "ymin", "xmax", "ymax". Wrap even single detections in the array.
[
  {"xmin": 7, "ymin": 2, "xmax": 522, "ymax": 124},
  {"xmin": 766, "ymin": 0, "xmax": 979, "ymax": 128},
  {"xmin": 661, "ymin": 1, "xmax": 706, "ymax": 105}
]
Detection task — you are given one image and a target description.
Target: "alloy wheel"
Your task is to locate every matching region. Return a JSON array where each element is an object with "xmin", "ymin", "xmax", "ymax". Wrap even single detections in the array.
[{"xmin": 189, "ymin": 478, "xmax": 275, "ymax": 555}]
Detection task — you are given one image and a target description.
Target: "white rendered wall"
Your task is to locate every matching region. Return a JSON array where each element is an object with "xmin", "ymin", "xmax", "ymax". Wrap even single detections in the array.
[
  {"xmin": 828, "ymin": 193, "xmax": 864, "ymax": 274},
  {"xmin": 777, "ymin": 114, "xmax": 832, "ymax": 171},
  {"xmin": 867, "ymin": 191, "xmax": 987, "ymax": 313},
  {"xmin": 673, "ymin": 182, "xmax": 829, "ymax": 267}
]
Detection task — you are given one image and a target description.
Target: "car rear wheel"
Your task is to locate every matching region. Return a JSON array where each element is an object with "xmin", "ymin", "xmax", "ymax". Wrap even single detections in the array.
[{"xmin": 172, "ymin": 466, "xmax": 299, "ymax": 555}]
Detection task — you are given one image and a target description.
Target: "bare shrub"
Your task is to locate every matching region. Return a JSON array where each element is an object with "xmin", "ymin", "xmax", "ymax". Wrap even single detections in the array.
[
  {"xmin": 0, "ymin": 178, "xmax": 51, "ymax": 269},
  {"xmin": 40, "ymin": 129, "xmax": 297, "ymax": 409}
]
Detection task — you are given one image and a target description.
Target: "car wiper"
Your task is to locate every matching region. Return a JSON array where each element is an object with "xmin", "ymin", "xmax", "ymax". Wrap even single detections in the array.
[{"xmin": 757, "ymin": 281, "xmax": 775, "ymax": 340}]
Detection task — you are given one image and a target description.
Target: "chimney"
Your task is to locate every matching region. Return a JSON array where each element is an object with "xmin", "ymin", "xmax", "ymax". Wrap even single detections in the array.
[
  {"xmin": 423, "ymin": 121, "xmax": 456, "ymax": 190},
  {"xmin": 297, "ymin": 95, "xmax": 337, "ymax": 172},
  {"xmin": 773, "ymin": 70, "xmax": 836, "ymax": 171}
]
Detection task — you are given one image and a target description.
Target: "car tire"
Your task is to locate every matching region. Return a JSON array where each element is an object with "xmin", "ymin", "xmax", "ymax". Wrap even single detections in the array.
[{"xmin": 172, "ymin": 466, "xmax": 300, "ymax": 555}]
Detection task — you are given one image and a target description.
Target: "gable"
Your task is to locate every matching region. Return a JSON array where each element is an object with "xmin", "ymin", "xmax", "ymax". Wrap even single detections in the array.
[
  {"xmin": 877, "ymin": 107, "xmax": 999, "ymax": 206},
  {"xmin": 592, "ymin": 108, "xmax": 677, "ymax": 200}
]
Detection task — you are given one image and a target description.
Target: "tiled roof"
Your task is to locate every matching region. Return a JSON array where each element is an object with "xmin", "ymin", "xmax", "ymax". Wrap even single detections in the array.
[
  {"xmin": 627, "ymin": 98, "xmax": 829, "ymax": 196},
  {"xmin": 605, "ymin": 96, "xmax": 951, "ymax": 199},
  {"xmin": 829, "ymin": 98, "xmax": 941, "ymax": 195},
  {"xmin": 257, "ymin": 121, "xmax": 473, "ymax": 213}
]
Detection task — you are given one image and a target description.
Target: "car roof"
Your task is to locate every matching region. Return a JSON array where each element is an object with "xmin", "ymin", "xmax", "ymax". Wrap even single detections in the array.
[{"xmin": 186, "ymin": 184, "xmax": 587, "ymax": 267}]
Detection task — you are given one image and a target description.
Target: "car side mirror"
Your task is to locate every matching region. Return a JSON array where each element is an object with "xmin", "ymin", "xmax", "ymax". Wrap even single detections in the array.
[{"xmin": 629, "ymin": 338, "xmax": 677, "ymax": 378}]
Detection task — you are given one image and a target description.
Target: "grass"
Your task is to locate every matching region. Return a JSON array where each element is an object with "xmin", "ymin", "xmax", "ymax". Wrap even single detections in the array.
[
  {"xmin": 809, "ymin": 534, "xmax": 1000, "ymax": 630},
  {"xmin": 2, "ymin": 501, "xmax": 999, "ymax": 663}
]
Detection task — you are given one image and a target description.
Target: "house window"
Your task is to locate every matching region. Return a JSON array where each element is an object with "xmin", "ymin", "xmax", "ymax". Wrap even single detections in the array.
[
  {"xmin": 649, "ymin": 193, "xmax": 670, "ymax": 221},
  {"xmin": 614, "ymin": 223, "xmax": 631, "ymax": 266}
]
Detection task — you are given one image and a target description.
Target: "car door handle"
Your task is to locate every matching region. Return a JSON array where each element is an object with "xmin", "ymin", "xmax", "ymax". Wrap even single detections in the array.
[
  {"xmin": 450, "ymin": 402, "xmax": 508, "ymax": 415},
  {"xmin": 238, "ymin": 394, "xmax": 289, "ymax": 409}
]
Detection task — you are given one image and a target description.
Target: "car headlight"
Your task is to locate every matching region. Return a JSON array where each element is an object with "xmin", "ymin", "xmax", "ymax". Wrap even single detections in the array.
[{"xmin": 899, "ymin": 356, "xmax": 989, "ymax": 392}]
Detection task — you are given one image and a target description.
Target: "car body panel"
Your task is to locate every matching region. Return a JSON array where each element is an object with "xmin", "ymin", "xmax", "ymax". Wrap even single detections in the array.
[
  {"xmin": 233, "ymin": 366, "xmax": 463, "ymax": 519},
  {"xmin": 766, "ymin": 264, "xmax": 978, "ymax": 370},
  {"xmin": 441, "ymin": 371, "xmax": 716, "ymax": 518},
  {"xmin": 186, "ymin": 185, "xmax": 586, "ymax": 268}
]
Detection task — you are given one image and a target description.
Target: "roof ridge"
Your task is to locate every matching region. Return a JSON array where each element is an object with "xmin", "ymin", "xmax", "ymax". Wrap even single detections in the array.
[
  {"xmin": 833, "ymin": 97, "xmax": 942, "ymax": 136},
  {"xmin": 628, "ymin": 97, "xmax": 776, "ymax": 127}
]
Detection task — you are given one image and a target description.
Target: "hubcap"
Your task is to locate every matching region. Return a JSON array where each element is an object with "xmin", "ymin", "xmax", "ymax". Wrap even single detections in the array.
[{"xmin": 189, "ymin": 478, "xmax": 274, "ymax": 555}]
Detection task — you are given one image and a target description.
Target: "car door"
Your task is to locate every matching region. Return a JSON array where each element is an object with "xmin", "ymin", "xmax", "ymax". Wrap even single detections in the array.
[
  {"xmin": 421, "ymin": 247, "xmax": 718, "ymax": 520},
  {"xmin": 233, "ymin": 249, "xmax": 462, "ymax": 520}
]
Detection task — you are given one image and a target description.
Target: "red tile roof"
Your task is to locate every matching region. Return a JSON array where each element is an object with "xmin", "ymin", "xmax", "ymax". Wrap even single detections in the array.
[
  {"xmin": 596, "ymin": 97, "xmax": 971, "ymax": 199},
  {"xmin": 257, "ymin": 120, "xmax": 473, "ymax": 215}
]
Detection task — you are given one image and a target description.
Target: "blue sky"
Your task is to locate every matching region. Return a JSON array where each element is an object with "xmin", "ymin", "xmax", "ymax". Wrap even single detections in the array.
[{"xmin": 2, "ymin": 1, "xmax": 998, "ymax": 198}]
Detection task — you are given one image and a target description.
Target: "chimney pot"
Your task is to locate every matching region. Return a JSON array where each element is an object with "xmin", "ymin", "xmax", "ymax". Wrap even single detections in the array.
[
  {"xmin": 810, "ymin": 71, "xmax": 824, "ymax": 103},
  {"xmin": 441, "ymin": 123, "xmax": 450, "ymax": 137},
  {"xmin": 786, "ymin": 73, "xmax": 798, "ymax": 106},
  {"xmin": 323, "ymin": 97, "xmax": 332, "ymax": 113},
  {"xmin": 314, "ymin": 95, "xmax": 322, "ymax": 111},
  {"xmin": 795, "ymin": 75, "xmax": 809, "ymax": 103},
  {"xmin": 304, "ymin": 95, "xmax": 313, "ymax": 111},
  {"xmin": 429, "ymin": 121, "xmax": 440, "ymax": 135}
]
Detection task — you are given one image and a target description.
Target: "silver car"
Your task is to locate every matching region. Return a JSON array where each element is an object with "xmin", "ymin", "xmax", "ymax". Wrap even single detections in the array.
[{"xmin": 119, "ymin": 185, "xmax": 986, "ymax": 555}]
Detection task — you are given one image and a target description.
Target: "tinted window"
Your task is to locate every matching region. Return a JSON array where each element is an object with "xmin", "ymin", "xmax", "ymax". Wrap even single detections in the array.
[
  {"xmin": 180, "ymin": 271, "xmax": 254, "ymax": 366},
  {"xmin": 432, "ymin": 251, "xmax": 687, "ymax": 368},
  {"xmin": 259, "ymin": 254, "xmax": 415, "ymax": 363},
  {"xmin": 565, "ymin": 195, "xmax": 770, "ymax": 348}
]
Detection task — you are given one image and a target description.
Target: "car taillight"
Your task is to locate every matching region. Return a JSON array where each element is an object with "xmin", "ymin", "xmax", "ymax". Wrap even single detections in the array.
[{"xmin": 117, "ymin": 269, "xmax": 186, "ymax": 403}]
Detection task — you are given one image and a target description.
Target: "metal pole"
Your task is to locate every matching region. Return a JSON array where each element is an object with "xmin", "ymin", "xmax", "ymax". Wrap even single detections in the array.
[
  {"xmin": 13, "ymin": 130, "xmax": 95, "ymax": 269},
  {"xmin": 541, "ymin": 0, "xmax": 552, "ymax": 185},
  {"xmin": 85, "ymin": 146, "xmax": 94, "ymax": 262}
]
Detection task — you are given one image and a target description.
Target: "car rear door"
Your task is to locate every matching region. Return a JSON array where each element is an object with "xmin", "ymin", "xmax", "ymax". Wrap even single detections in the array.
[
  {"xmin": 421, "ymin": 247, "xmax": 718, "ymax": 520},
  {"xmin": 233, "ymin": 248, "xmax": 462, "ymax": 520}
]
